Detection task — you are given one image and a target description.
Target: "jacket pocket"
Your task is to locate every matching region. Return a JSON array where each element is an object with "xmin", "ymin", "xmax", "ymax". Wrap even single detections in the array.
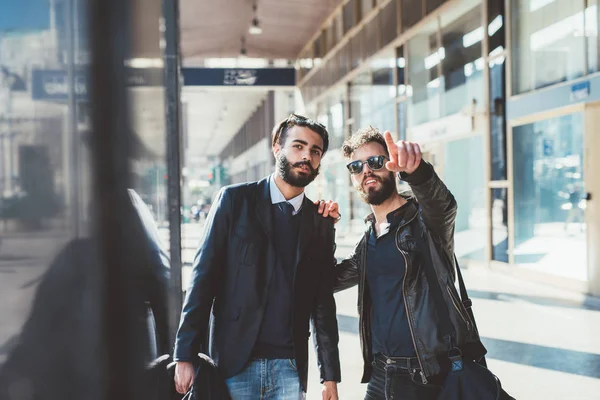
[{"xmin": 233, "ymin": 234, "xmax": 260, "ymax": 266}]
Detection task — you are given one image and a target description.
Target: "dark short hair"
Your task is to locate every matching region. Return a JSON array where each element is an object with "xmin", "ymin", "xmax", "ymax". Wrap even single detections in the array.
[
  {"xmin": 342, "ymin": 126, "xmax": 388, "ymax": 159},
  {"xmin": 272, "ymin": 114, "xmax": 329, "ymax": 154}
]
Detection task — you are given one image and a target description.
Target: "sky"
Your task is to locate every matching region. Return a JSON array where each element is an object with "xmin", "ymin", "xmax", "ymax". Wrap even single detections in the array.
[{"xmin": 1, "ymin": 0, "xmax": 50, "ymax": 32}]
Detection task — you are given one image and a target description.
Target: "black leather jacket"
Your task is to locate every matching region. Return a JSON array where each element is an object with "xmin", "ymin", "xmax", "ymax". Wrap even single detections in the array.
[
  {"xmin": 174, "ymin": 177, "xmax": 341, "ymax": 391},
  {"xmin": 334, "ymin": 162, "xmax": 486, "ymax": 383}
]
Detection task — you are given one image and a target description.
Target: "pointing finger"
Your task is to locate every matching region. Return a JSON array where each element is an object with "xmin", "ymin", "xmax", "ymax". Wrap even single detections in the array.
[{"xmin": 383, "ymin": 131, "xmax": 398, "ymax": 166}]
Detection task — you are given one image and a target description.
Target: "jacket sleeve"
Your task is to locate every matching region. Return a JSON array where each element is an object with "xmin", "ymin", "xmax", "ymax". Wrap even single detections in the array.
[
  {"xmin": 333, "ymin": 242, "xmax": 361, "ymax": 293},
  {"xmin": 400, "ymin": 161, "xmax": 457, "ymax": 254},
  {"xmin": 311, "ymin": 221, "xmax": 341, "ymax": 383},
  {"xmin": 173, "ymin": 187, "xmax": 231, "ymax": 361}
]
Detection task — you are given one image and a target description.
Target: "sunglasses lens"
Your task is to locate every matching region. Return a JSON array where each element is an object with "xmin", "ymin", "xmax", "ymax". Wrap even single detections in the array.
[
  {"xmin": 367, "ymin": 156, "xmax": 384, "ymax": 170},
  {"xmin": 347, "ymin": 161, "xmax": 362, "ymax": 174}
]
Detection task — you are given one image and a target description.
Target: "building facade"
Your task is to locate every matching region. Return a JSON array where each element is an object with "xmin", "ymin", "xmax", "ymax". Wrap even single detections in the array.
[{"xmin": 295, "ymin": 0, "xmax": 600, "ymax": 296}]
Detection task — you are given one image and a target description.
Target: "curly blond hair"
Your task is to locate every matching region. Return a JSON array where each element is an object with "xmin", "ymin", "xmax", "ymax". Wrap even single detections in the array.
[{"xmin": 342, "ymin": 126, "xmax": 388, "ymax": 159}]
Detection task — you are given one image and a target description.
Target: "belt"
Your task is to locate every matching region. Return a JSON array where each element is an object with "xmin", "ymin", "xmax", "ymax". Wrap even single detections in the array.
[{"xmin": 373, "ymin": 353, "xmax": 421, "ymax": 372}]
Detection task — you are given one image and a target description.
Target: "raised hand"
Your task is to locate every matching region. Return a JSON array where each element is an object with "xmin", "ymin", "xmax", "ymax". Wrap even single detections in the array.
[{"xmin": 383, "ymin": 131, "xmax": 422, "ymax": 175}]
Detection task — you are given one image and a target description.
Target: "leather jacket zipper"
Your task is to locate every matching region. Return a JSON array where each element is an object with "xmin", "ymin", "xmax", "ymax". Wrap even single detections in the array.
[
  {"xmin": 394, "ymin": 210, "xmax": 428, "ymax": 383},
  {"xmin": 359, "ymin": 231, "xmax": 368, "ymax": 360},
  {"xmin": 446, "ymin": 285, "xmax": 472, "ymax": 331},
  {"xmin": 400, "ymin": 248, "xmax": 428, "ymax": 384}
]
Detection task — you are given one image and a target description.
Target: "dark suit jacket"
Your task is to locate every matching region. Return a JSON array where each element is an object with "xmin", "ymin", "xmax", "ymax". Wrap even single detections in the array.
[{"xmin": 174, "ymin": 177, "xmax": 341, "ymax": 391}]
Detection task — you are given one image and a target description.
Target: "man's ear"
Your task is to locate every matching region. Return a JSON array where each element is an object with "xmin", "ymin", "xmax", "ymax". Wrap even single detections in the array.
[{"xmin": 272, "ymin": 143, "xmax": 281, "ymax": 157}]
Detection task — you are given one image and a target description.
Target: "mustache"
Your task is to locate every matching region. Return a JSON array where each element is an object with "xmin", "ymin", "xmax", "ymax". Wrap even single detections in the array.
[{"xmin": 292, "ymin": 161, "xmax": 317, "ymax": 172}]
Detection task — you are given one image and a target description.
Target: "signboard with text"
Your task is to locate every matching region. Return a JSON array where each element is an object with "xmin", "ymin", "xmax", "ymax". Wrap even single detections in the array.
[
  {"xmin": 31, "ymin": 67, "xmax": 296, "ymax": 101},
  {"xmin": 31, "ymin": 68, "xmax": 164, "ymax": 101},
  {"xmin": 182, "ymin": 68, "xmax": 295, "ymax": 87}
]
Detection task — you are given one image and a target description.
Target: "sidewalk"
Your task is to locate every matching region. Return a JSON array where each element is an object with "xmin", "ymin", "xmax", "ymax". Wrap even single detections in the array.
[{"xmin": 179, "ymin": 223, "xmax": 600, "ymax": 399}]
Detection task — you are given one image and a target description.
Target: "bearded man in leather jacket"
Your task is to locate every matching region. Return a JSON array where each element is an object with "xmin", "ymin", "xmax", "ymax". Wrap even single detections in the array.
[{"xmin": 333, "ymin": 127, "xmax": 486, "ymax": 400}]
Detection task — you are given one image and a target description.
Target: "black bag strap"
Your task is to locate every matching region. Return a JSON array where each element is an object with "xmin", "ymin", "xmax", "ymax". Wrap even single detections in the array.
[{"xmin": 453, "ymin": 254, "xmax": 487, "ymax": 367}]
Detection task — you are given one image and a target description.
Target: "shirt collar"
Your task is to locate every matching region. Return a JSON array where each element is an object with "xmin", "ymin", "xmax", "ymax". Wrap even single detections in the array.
[{"xmin": 269, "ymin": 174, "xmax": 305, "ymax": 214}]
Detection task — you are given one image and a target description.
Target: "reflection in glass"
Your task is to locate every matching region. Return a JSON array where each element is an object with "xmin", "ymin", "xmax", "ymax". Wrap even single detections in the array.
[
  {"xmin": 401, "ymin": 0, "xmax": 424, "ymax": 31},
  {"xmin": 406, "ymin": 20, "xmax": 440, "ymax": 127},
  {"xmin": 587, "ymin": 0, "xmax": 599, "ymax": 73},
  {"xmin": 0, "ymin": 0, "xmax": 92, "ymax": 372},
  {"xmin": 490, "ymin": 57, "xmax": 507, "ymax": 180},
  {"xmin": 491, "ymin": 188, "xmax": 509, "ymax": 263},
  {"xmin": 512, "ymin": 0, "xmax": 587, "ymax": 94},
  {"xmin": 443, "ymin": 135, "xmax": 486, "ymax": 261},
  {"xmin": 397, "ymin": 101, "xmax": 407, "ymax": 140},
  {"xmin": 440, "ymin": 0, "xmax": 484, "ymax": 117},
  {"xmin": 487, "ymin": 0, "xmax": 505, "ymax": 55},
  {"xmin": 370, "ymin": 50, "xmax": 396, "ymax": 133},
  {"xmin": 381, "ymin": 0, "xmax": 397, "ymax": 47},
  {"xmin": 512, "ymin": 113, "xmax": 587, "ymax": 280}
]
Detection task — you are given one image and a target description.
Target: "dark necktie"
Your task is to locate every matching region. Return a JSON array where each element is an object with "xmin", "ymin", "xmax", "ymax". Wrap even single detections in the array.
[{"xmin": 278, "ymin": 202, "xmax": 295, "ymax": 217}]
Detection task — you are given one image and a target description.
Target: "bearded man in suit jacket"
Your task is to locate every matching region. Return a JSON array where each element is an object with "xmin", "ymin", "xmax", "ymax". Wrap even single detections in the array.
[{"xmin": 174, "ymin": 114, "xmax": 342, "ymax": 400}]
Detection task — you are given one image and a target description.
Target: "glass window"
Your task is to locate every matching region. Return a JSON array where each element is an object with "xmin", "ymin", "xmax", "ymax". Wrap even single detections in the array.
[
  {"xmin": 349, "ymin": 72, "xmax": 371, "ymax": 130},
  {"xmin": 350, "ymin": 28, "xmax": 363, "ymax": 70},
  {"xmin": 489, "ymin": 56, "xmax": 507, "ymax": 180},
  {"xmin": 401, "ymin": 0, "xmax": 424, "ymax": 31},
  {"xmin": 587, "ymin": 0, "xmax": 599, "ymax": 73},
  {"xmin": 1, "ymin": 0, "xmax": 173, "ymax": 385},
  {"xmin": 343, "ymin": 0, "xmax": 357, "ymax": 34},
  {"xmin": 512, "ymin": 0, "xmax": 587, "ymax": 94},
  {"xmin": 397, "ymin": 45, "xmax": 406, "ymax": 95},
  {"xmin": 370, "ymin": 50, "xmax": 396, "ymax": 132},
  {"xmin": 443, "ymin": 135, "xmax": 486, "ymax": 262},
  {"xmin": 381, "ymin": 0, "xmax": 398, "ymax": 47},
  {"xmin": 326, "ymin": 22, "xmax": 336, "ymax": 53},
  {"xmin": 313, "ymin": 34, "xmax": 322, "ymax": 59},
  {"xmin": 0, "ymin": 0, "xmax": 94, "ymax": 372},
  {"xmin": 512, "ymin": 113, "xmax": 586, "ymax": 280},
  {"xmin": 364, "ymin": 17, "xmax": 379, "ymax": 59},
  {"xmin": 397, "ymin": 101, "xmax": 407, "ymax": 140},
  {"xmin": 361, "ymin": 0, "xmax": 374, "ymax": 17},
  {"xmin": 487, "ymin": 0, "xmax": 505, "ymax": 56},
  {"xmin": 491, "ymin": 188, "xmax": 509, "ymax": 263},
  {"xmin": 339, "ymin": 43, "xmax": 350, "ymax": 78},
  {"xmin": 427, "ymin": 0, "xmax": 447, "ymax": 14},
  {"xmin": 440, "ymin": 0, "xmax": 484, "ymax": 117},
  {"xmin": 406, "ymin": 19, "xmax": 440, "ymax": 127}
]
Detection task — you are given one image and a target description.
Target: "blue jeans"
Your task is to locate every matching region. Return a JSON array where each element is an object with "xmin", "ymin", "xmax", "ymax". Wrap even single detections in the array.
[{"xmin": 224, "ymin": 358, "xmax": 305, "ymax": 400}]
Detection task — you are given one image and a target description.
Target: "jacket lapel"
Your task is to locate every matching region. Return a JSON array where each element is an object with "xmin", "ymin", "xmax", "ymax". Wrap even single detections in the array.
[{"xmin": 255, "ymin": 177, "xmax": 275, "ymax": 243}]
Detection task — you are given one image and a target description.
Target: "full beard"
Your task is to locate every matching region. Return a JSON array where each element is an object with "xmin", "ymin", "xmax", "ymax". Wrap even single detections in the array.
[
  {"xmin": 357, "ymin": 172, "xmax": 396, "ymax": 205},
  {"xmin": 276, "ymin": 153, "xmax": 320, "ymax": 188}
]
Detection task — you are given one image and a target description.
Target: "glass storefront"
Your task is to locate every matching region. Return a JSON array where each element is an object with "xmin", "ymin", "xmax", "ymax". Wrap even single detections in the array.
[
  {"xmin": 512, "ymin": 0, "xmax": 587, "ymax": 94},
  {"xmin": 443, "ymin": 135, "xmax": 487, "ymax": 261},
  {"xmin": 440, "ymin": 0, "xmax": 484, "ymax": 117},
  {"xmin": 370, "ymin": 49, "xmax": 396, "ymax": 133},
  {"xmin": 490, "ymin": 56, "xmax": 507, "ymax": 181},
  {"xmin": 491, "ymin": 188, "xmax": 509, "ymax": 263},
  {"xmin": 512, "ymin": 113, "xmax": 586, "ymax": 280},
  {"xmin": 588, "ymin": 0, "xmax": 599, "ymax": 74},
  {"xmin": 406, "ymin": 19, "xmax": 440, "ymax": 127}
]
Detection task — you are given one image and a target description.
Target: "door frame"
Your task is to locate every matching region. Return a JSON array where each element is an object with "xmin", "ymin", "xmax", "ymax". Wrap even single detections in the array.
[{"xmin": 507, "ymin": 103, "xmax": 590, "ymax": 291}]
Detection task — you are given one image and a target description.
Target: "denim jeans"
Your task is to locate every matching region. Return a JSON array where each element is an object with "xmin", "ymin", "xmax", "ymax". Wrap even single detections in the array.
[
  {"xmin": 365, "ymin": 355, "xmax": 441, "ymax": 400},
  {"xmin": 224, "ymin": 358, "xmax": 305, "ymax": 400}
]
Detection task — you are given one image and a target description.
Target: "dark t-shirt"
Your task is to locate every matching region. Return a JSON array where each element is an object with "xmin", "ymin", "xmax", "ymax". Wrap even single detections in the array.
[{"xmin": 366, "ymin": 203, "xmax": 417, "ymax": 357}]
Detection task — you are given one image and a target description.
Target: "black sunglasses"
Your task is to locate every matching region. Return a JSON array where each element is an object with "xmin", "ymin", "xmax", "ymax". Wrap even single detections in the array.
[{"xmin": 346, "ymin": 155, "xmax": 389, "ymax": 175}]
